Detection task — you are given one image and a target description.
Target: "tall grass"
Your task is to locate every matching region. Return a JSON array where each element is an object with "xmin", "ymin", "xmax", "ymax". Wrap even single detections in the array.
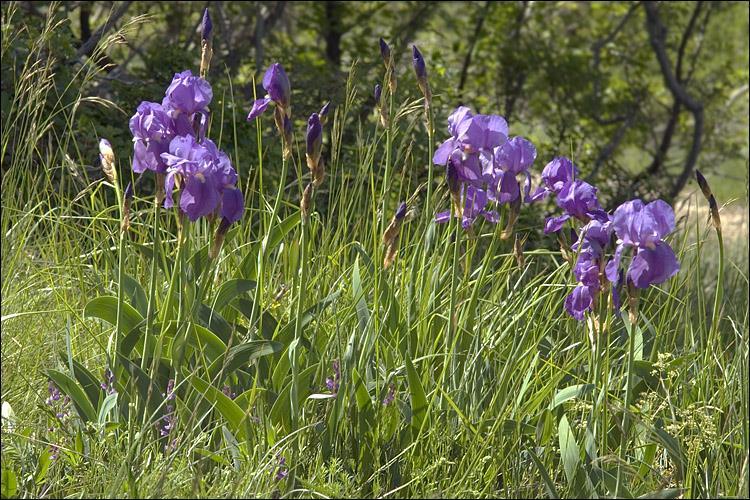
[{"xmin": 2, "ymin": 4, "xmax": 749, "ymax": 498}]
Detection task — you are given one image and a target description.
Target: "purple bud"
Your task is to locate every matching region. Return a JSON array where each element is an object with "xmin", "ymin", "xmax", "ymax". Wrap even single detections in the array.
[
  {"xmin": 201, "ymin": 8, "xmax": 212, "ymax": 40},
  {"xmin": 306, "ymin": 113, "xmax": 322, "ymax": 160},
  {"xmin": 395, "ymin": 202, "xmax": 407, "ymax": 220},
  {"xmin": 379, "ymin": 38, "xmax": 391, "ymax": 65},
  {"xmin": 262, "ymin": 63, "xmax": 291, "ymax": 109},
  {"xmin": 412, "ymin": 45, "xmax": 427, "ymax": 81},
  {"xmin": 374, "ymin": 83, "xmax": 382, "ymax": 104}
]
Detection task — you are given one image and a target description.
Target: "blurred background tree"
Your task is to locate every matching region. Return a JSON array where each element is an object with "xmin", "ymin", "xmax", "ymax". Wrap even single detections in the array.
[{"xmin": 2, "ymin": 1, "xmax": 748, "ymax": 208}]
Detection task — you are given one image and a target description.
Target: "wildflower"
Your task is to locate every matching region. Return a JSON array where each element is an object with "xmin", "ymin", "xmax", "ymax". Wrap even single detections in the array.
[
  {"xmin": 46, "ymin": 381, "xmax": 70, "ymax": 420},
  {"xmin": 159, "ymin": 379, "xmax": 176, "ymax": 440},
  {"xmin": 99, "ymin": 138, "xmax": 117, "ymax": 183},
  {"xmin": 163, "ymin": 70, "xmax": 213, "ymax": 118},
  {"xmin": 493, "ymin": 136, "xmax": 537, "ymax": 203},
  {"xmin": 379, "ymin": 38, "xmax": 391, "ymax": 68},
  {"xmin": 543, "ymin": 179, "xmax": 608, "ymax": 234},
  {"xmin": 412, "ymin": 45, "xmax": 431, "ymax": 108},
  {"xmin": 100, "ymin": 368, "xmax": 116, "ymax": 395},
  {"xmin": 200, "ymin": 8, "xmax": 213, "ymax": 78},
  {"xmin": 306, "ymin": 113, "xmax": 323, "ymax": 179},
  {"xmin": 247, "ymin": 63, "xmax": 291, "ymax": 121},
  {"xmin": 528, "ymin": 156, "xmax": 579, "ymax": 202},
  {"xmin": 564, "ymin": 219, "xmax": 613, "ymax": 320},
  {"xmin": 605, "ymin": 199, "xmax": 680, "ymax": 289},
  {"xmin": 274, "ymin": 455, "xmax": 288, "ymax": 481},
  {"xmin": 325, "ymin": 360, "xmax": 341, "ymax": 394},
  {"xmin": 382, "ymin": 384, "xmax": 396, "ymax": 406},
  {"xmin": 129, "ymin": 101, "xmax": 175, "ymax": 174}
]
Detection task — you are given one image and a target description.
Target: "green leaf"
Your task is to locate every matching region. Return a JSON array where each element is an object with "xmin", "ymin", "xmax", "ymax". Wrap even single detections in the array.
[
  {"xmin": 84, "ymin": 296, "xmax": 144, "ymax": 337},
  {"xmin": 57, "ymin": 354, "xmax": 102, "ymax": 411},
  {"xmin": 97, "ymin": 393, "xmax": 119, "ymax": 425},
  {"xmin": 1, "ymin": 467, "xmax": 18, "ymax": 498},
  {"xmin": 208, "ymin": 340, "xmax": 283, "ymax": 381},
  {"xmin": 209, "ymin": 279, "xmax": 256, "ymax": 313},
  {"xmin": 352, "ymin": 258, "xmax": 371, "ymax": 337},
  {"xmin": 46, "ymin": 369, "xmax": 97, "ymax": 423},
  {"xmin": 526, "ymin": 444, "xmax": 560, "ymax": 499},
  {"xmin": 352, "ymin": 368, "xmax": 375, "ymax": 434},
  {"xmin": 269, "ymin": 364, "xmax": 318, "ymax": 432},
  {"xmin": 558, "ymin": 414, "xmax": 580, "ymax": 489},
  {"xmin": 34, "ymin": 447, "xmax": 51, "ymax": 486},
  {"xmin": 404, "ymin": 355, "xmax": 428, "ymax": 438},
  {"xmin": 188, "ymin": 375, "xmax": 246, "ymax": 440},
  {"xmin": 550, "ymin": 384, "xmax": 595, "ymax": 409},
  {"xmin": 120, "ymin": 273, "xmax": 148, "ymax": 317},
  {"xmin": 196, "ymin": 304, "xmax": 233, "ymax": 344}
]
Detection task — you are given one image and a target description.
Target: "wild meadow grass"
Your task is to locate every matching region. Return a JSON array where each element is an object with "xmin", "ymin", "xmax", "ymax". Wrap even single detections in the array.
[{"xmin": 1, "ymin": 4, "xmax": 749, "ymax": 498}]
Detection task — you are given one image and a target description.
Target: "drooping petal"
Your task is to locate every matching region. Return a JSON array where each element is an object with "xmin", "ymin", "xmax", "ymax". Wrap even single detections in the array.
[
  {"xmin": 247, "ymin": 97, "xmax": 272, "ymax": 121},
  {"xmin": 180, "ymin": 170, "xmax": 219, "ymax": 221},
  {"xmin": 544, "ymin": 214, "xmax": 570, "ymax": 234},
  {"xmin": 628, "ymin": 241, "xmax": 680, "ymax": 288},
  {"xmin": 565, "ymin": 285, "xmax": 594, "ymax": 321},
  {"xmin": 220, "ymin": 186, "xmax": 244, "ymax": 224},
  {"xmin": 435, "ymin": 211, "xmax": 451, "ymax": 224},
  {"xmin": 496, "ymin": 171, "xmax": 520, "ymax": 204}
]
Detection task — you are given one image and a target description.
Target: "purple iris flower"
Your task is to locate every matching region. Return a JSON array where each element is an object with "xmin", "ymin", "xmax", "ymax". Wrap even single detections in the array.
[
  {"xmin": 544, "ymin": 180, "xmax": 608, "ymax": 234},
  {"xmin": 161, "ymin": 135, "xmax": 220, "ymax": 221},
  {"xmin": 492, "ymin": 136, "xmax": 537, "ymax": 203},
  {"xmin": 563, "ymin": 219, "xmax": 613, "ymax": 320},
  {"xmin": 529, "ymin": 156, "xmax": 579, "ymax": 202},
  {"xmin": 247, "ymin": 63, "xmax": 291, "ymax": 121},
  {"xmin": 129, "ymin": 101, "xmax": 175, "ymax": 174},
  {"xmin": 163, "ymin": 70, "xmax": 212, "ymax": 117},
  {"xmin": 605, "ymin": 199, "xmax": 680, "ymax": 289}
]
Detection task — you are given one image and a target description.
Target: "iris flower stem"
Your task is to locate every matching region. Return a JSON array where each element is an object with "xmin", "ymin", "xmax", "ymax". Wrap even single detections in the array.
[
  {"xmin": 710, "ymin": 228, "xmax": 724, "ymax": 343},
  {"xmin": 289, "ymin": 212, "xmax": 308, "ymax": 488},
  {"xmin": 112, "ymin": 177, "xmax": 124, "ymax": 368},
  {"xmin": 445, "ymin": 207, "xmax": 462, "ymax": 390},
  {"xmin": 425, "ymin": 106, "xmax": 434, "ymax": 216},
  {"xmin": 616, "ymin": 307, "xmax": 638, "ymax": 497}
]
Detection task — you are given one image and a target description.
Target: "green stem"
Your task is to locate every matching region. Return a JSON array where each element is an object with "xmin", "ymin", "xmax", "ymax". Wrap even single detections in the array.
[
  {"xmin": 617, "ymin": 310, "xmax": 637, "ymax": 496},
  {"xmin": 710, "ymin": 229, "xmax": 724, "ymax": 339}
]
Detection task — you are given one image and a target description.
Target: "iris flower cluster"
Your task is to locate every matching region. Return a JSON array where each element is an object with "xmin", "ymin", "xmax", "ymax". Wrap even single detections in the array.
[
  {"xmin": 129, "ymin": 70, "xmax": 244, "ymax": 230},
  {"xmin": 531, "ymin": 156, "xmax": 680, "ymax": 319},
  {"xmin": 433, "ymin": 106, "xmax": 537, "ymax": 229}
]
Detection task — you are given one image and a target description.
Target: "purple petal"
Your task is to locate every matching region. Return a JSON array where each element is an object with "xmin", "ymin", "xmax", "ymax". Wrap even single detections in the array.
[
  {"xmin": 433, "ymin": 138, "xmax": 457, "ymax": 165},
  {"xmin": 565, "ymin": 285, "xmax": 594, "ymax": 321},
  {"xmin": 605, "ymin": 243, "xmax": 626, "ymax": 283},
  {"xmin": 220, "ymin": 187, "xmax": 244, "ymax": 224},
  {"xmin": 628, "ymin": 241, "xmax": 680, "ymax": 288},
  {"xmin": 544, "ymin": 214, "xmax": 570, "ymax": 234},
  {"xmin": 435, "ymin": 211, "xmax": 451, "ymax": 224},
  {"xmin": 247, "ymin": 97, "xmax": 272, "ymax": 121}
]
